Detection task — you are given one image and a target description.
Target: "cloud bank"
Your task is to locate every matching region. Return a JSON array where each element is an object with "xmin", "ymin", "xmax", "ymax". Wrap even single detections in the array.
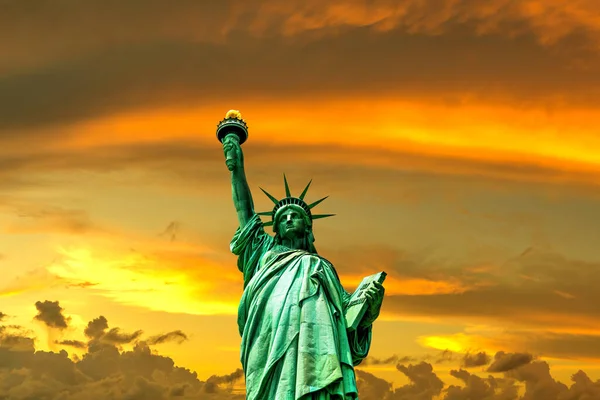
[{"xmin": 2, "ymin": 302, "xmax": 600, "ymax": 399}]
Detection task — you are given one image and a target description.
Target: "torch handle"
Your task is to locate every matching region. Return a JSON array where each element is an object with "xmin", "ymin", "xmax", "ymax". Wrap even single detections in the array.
[{"xmin": 224, "ymin": 133, "xmax": 240, "ymax": 171}]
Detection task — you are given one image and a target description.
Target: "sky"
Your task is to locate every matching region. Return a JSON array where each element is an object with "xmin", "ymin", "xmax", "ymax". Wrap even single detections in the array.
[{"xmin": 1, "ymin": 0, "xmax": 600, "ymax": 399}]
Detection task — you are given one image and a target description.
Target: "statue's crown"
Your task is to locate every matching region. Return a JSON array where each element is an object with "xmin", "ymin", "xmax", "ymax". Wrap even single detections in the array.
[{"xmin": 257, "ymin": 174, "xmax": 334, "ymax": 229}]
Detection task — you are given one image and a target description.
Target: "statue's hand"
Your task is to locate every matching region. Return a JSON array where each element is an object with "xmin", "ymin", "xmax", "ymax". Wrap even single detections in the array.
[
  {"xmin": 222, "ymin": 135, "xmax": 244, "ymax": 171},
  {"xmin": 359, "ymin": 281, "xmax": 385, "ymax": 328}
]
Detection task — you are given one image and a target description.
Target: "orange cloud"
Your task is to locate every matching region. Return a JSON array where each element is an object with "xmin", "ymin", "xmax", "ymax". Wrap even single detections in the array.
[
  {"xmin": 43, "ymin": 98, "xmax": 600, "ymax": 188},
  {"xmin": 384, "ymin": 296, "xmax": 600, "ymax": 337},
  {"xmin": 417, "ymin": 325, "xmax": 600, "ymax": 365},
  {"xmin": 3, "ymin": 0, "xmax": 600, "ymax": 75},
  {"xmin": 342, "ymin": 274, "xmax": 471, "ymax": 296},
  {"xmin": 239, "ymin": 0, "xmax": 600, "ymax": 48}
]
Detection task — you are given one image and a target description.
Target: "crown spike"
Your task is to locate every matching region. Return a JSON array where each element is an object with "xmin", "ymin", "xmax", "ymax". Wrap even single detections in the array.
[
  {"xmin": 299, "ymin": 179, "xmax": 312, "ymax": 200},
  {"xmin": 262, "ymin": 220, "xmax": 274, "ymax": 227},
  {"xmin": 256, "ymin": 211, "xmax": 274, "ymax": 216},
  {"xmin": 259, "ymin": 187, "xmax": 279, "ymax": 205},
  {"xmin": 283, "ymin": 174, "xmax": 291, "ymax": 198},
  {"xmin": 308, "ymin": 196, "xmax": 328, "ymax": 209},
  {"xmin": 312, "ymin": 214, "xmax": 335, "ymax": 220}
]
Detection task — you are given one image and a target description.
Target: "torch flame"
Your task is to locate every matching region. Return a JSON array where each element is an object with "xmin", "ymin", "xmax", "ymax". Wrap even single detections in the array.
[{"xmin": 225, "ymin": 110, "xmax": 242, "ymax": 120}]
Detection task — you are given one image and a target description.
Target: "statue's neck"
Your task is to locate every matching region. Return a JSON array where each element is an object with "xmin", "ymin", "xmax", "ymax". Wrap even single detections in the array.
[{"xmin": 280, "ymin": 236, "xmax": 307, "ymax": 251}]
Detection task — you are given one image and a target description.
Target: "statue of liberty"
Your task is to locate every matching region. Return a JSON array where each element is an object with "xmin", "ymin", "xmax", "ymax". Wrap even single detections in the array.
[{"xmin": 218, "ymin": 110, "xmax": 385, "ymax": 399}]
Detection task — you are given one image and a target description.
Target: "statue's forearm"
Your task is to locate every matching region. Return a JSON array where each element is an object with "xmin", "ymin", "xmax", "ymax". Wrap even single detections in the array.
[
  {"xmin": 231, "ymin": 167, "xmax": 255, "ymax": 227},
  {"xmin": 358, "ymin": 308, "xmax": 380, "ymax": 329}
]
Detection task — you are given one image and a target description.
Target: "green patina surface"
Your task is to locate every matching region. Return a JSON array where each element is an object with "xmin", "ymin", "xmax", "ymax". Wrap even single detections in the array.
[{"xmin": 220, "ymin": 114, "xmax": 384, "ymax": 400}]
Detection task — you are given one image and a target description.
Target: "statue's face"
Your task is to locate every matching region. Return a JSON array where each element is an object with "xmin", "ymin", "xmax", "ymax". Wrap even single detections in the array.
[{"xmin": 277, "ymin": 208, "xmax": 307, "ymax": 240}]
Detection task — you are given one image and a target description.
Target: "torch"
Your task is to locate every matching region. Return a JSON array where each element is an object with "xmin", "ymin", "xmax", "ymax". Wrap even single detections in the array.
[{"xmin": 216, "ymin": 110, "xmax": 249, "ymax": 171}]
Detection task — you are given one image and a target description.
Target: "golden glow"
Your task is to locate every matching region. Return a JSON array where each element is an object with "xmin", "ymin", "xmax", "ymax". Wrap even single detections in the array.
[
  {"xmin": 0, "ymin": 269, "xmax": 59, "ymax": 298},
  {"xmin": 342, "ymin": 274, "xmax": 470, "ymax": 296},
  {"xmin": 47, "ymin": 246, "xmax": 239, "ymax": 315},
  {"xmin": 418, "ymin": 333, "xmax": 499, "ymax": 355},
  {"xmin": 44, "ymin": 97, "xmax": 600, "ymax": 190},
  {"xmin": 0, "ymin": 290, "xmax": 24, "ymax": 298},
  {"xmin": 418, "ymin": 334, "xmax": 472, "ymax": 353}
]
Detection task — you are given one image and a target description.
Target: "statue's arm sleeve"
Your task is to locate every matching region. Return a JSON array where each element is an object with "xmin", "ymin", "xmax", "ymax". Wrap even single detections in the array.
[
  {"xmin": 348, "ymin": 325, "xmax": 372, "ymax": 366},
  {"xmin": 341, "ymin": 288, "xmax": 372, "ymax": 366},
  {"xmin": 230, "ymin": 213, "xmax": 273, "ymax": 285}
]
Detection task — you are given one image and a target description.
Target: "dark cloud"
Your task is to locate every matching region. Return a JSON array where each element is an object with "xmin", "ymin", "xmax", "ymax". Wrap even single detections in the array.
[
  {"xmin": 399, "ymin": 355, "xmax": 420, "ymax": 364},
  {"xmin": 77, "ymin": 315, "xmax": 191, "ymax": 355},
  {"xmin": 158, "ymin": 221, "xmax": 181, "ymax": 242},
  {"xmin": 488, "ymin": 352, "xmax": 534, "ymax": 373},
  {"xmin": 361, "ymin": 351, "xmax": 459, "ymax": 367},
  {"xmin": 102, "ymin": 328, "xmax": 144, "ymax": 345},
  {"xmin": 395, "ymin": 361, "xmax": 445, "ymax": 399},
  {"xmin": 0, "ymin": 325, "xmax": 37, "ymax": 370},
  {"xmin": 3, "ymin": 0, "xmax": 600, "ymax": 68},
  {"xmin": 204, "ymin": 369, "xmax": 244, "ymax": 394},
  {"xmin": 499, "ymin": 332, "xmax": 600, "ymax": 362},
  {"xmin": 65, "ymin": 281, "xmax": 99, "ymax": 289},
  {"xmin": 120, "ymin": 375, "xmax": 167, "ymax": 400},
  {"xmin": 385, "ymin": 284, "xmax": 600, "ymax": 331},
  {"xmin": 436, "ymin": 350, "xmax": 455, "ymax": 365},
  {"xmin": 444, "ymin": 369, "xmax": 519, "ymax": 400},
  {"xmin": 0, "ymin": 0, "xmax": 233, "ymax": 70},
  {"xmin": 463, "ymin": 352, "xmax": 492, "ymax": 368},
  {"xmin": 443, "ymin": 361, "xmax": 600, "ymax": 400},
  {"xmin": 84, "ymin": 316, "xmax": 109, "ymax": 340},
  {"xmin": 505, "ymin": 361, "xmax": 569, "ymax": 400},
  {"xmin": 355, "ymin": 369, "xmax": 393, "ymax": 399},
  {"xmin": 33, "ymin": 300, "xmax": 71, "ymax": 330},
  {"xmin": 564, "ymin": 370, "xmax": 600, "ymax": 399},
  {"xmin": 373, "ymin": 247, "xmax": 600, "ymax": 359},
  {"xmin": 0, "ymin": 1, "xmax": 599, "ymax": 132},
  {"xmin": 0, "ymin": 312, "xmax": 6, "ymax": 322},
  {"xmin": 237, "ymin": 0, "xmax": 600, "ymax": 56},
  {"xmin": 56, "ymin": 340, "xmax": 87, "ymax": 349},
  {"xmin": 147, "ymin": 330, "xmax": 188, "ymax": 345},
  {"xmin": 362, "ymin": 355, "xmax": 409, "ymax": 366},
  {"xmin": 5, "ymin": 303, "xmax": 600, "ymax": 399},
  {"xmin": 320, "ymin": 244, "xmax": 600, "ymax": 363},
  {"xmin": 0, "ymin": 306, "xmax": 241, "ymax": 399},
  {"xmin": 0, "ymin": 340, "xmax": 243, "ymax": 399},
  {"xmin": 0, "ymin": 40, "xmax": 227, "ymax": 132},
  {"xmin": 0, "ymin": 330, "xmax": 35, "ymax": 352}
]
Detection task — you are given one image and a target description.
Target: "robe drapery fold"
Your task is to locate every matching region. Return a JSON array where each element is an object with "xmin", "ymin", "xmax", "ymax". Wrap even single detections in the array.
[{"xmin": 231, "ymin": 214, "xmax": 372, "ymax": 400}]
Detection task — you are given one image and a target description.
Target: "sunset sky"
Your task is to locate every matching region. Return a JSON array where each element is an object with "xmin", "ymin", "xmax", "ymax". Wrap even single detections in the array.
[{"xmin": 2, "ymin": 1, "xmax": 600, "ymax": 399}]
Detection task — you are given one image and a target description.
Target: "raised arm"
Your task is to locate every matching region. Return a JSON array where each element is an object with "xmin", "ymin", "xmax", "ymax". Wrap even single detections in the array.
[{"xmin": 223, "ymin": 136, "xmax": 255, "ymax": 228}]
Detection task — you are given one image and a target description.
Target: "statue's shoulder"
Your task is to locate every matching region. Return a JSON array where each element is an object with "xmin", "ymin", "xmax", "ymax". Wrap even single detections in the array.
[
  {"xmin": 316, "ymin": 254, "xmax": 334, "ymax": 266},
  {"xmin": 316, "ymin": 255, "xmax": 342, "ymax": 280}
]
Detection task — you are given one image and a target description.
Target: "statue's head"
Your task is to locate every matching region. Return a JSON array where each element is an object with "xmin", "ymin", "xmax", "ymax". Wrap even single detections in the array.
[
  {"xmin": 273, "ymin": 205, "xmax": 314, "ymax": 251},
  {"xmin": 274, "ymin": 204, "xmax": 311, "ymax": 240},
  {"xmin": 258, "ymin": 175, "xmax": 334, "ymax": 253}
]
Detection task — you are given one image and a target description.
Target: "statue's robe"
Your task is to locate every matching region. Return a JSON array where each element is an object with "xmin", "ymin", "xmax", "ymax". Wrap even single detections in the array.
[{"xmin": 231, "ymin": 214, "xmax": 372, "ymax": 400}]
